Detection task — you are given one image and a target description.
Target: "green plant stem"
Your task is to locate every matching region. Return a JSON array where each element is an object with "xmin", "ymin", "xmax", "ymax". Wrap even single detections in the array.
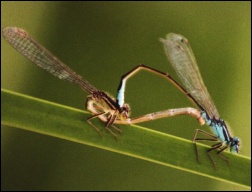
[{"xmin": 1, "ymin": 88, "xmax": 251, "ymax": 188}]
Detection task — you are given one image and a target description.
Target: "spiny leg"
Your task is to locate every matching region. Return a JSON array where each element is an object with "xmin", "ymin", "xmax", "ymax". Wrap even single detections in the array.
[
  {"xmin": 87, "ymin": 120, "xmax": 103, "ymax": 137},
  {"xmin": 86, "ymin": 107, "xmax": 122, "ymax": 139},
  {"xmin": 105, "ymin": 113, "xmax": 122, "ymax": 140},
  {"xmin": 216, "ymin": 145, "xmax": 230, "ymax": 166},
  {"xmin": 87, "ymin": 112, "xmax": 107, "ymax": 137},
  {"xmin": 206, "ymin": 142, "xmax": 223, "ymax": 169},
  {"xmin": 193, "ymin": 129, "xmax": 220, "ymax": 168},
  {"xmin": 194, "ymin": 136, "xmax": 229, "ymax": 169}
]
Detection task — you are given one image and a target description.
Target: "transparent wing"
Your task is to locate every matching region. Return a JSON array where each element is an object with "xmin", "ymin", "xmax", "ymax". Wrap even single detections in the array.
[
  {"xmin": 2, "ymin": 27, "xmax": 98, "ymax": 94},
  {"xmin": 160, "ymin": 33, "xmax": 219, "ymax": 119}
]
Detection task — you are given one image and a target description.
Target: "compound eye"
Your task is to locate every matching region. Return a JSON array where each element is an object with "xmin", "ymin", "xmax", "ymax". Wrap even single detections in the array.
[
  {"xmin": 179, "ymin": 36, "xmax": 188, "ymax": 44},
  {"xmin": 123, "ymin": 111, "xmax": 128, "ymax": 118}
]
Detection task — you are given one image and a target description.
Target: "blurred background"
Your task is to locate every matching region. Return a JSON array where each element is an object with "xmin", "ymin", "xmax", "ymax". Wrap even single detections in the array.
[{"xmin": 1, "ymin": 2, "xmax": 250, "ymax": 190}]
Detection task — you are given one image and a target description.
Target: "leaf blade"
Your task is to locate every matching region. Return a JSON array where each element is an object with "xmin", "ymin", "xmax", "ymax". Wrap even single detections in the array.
[{"xmin": 1, "ymin": 88, "xmax": 251, "ymax": 188}]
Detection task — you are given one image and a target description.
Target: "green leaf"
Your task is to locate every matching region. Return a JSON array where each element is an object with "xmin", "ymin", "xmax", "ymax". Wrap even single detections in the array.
[{"xmin": 1, "ymin": 88, "xmax": 251, "ymax": 188}]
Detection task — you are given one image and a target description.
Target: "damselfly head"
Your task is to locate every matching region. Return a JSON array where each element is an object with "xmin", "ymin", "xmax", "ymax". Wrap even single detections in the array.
[
  {"xmin": 230, "ymin": 137, "xmax": 240, "ymax": 153},
  {"xmin": 120, "ymin": 103, "xmax": 130, "ymax": 119},
  {"xmin": 160, "ymin": 33, "xmax": 189, "ymax": 47}
]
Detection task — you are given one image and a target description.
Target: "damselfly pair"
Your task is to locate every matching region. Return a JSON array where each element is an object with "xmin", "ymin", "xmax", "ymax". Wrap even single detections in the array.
[{"xmin": 2, "ymin": 27, "xmax": 239, "ymax": 168}]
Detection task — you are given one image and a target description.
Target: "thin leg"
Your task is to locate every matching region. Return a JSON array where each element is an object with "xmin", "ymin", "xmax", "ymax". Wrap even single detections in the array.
[
  {"xmin": 87, "ymin": 110, "xmax": 120, "ymax": 139},
  {"xmin": 105, "ymin": 118, "xmax": 120, "ymax": 140},
  {"xmin": 106, "ymin": 112, "xmax": 122, "ymax": 137},
  {"xmin": 116, "ymin": 64, "xmax": 202, "ymax": 110},
  {"xmin": 206, "ymin": 142, "xmax": 223, "ymax": 169},
  {"xmin": 87, "ymin": 111, "xmax": 113, "ymax": 137},
  {"xmin": 193, "ymin": 129, "xmax": 228, "ymax": 169},
  {"xmin": 87, "ymin": 111, "xmax": 106, "ymax": 121},
  {"xmin": 105, "ymin": 113, "xmax": 117, "ymax": 127},
  {"xmin": 112, "ymin": 125, "xmax": 122, "ymax": 135},
  {"xmin": 193, "ymin": 129, "xmax": 218, "ymax": 163},
  {"xmin": 105, "ymin": 127, "xmax": 119, "ymax": 140},
  {"xmin": 214, "ymin": 144, "xmax": 230, "ymax": 166},
  {"xmin": 86, "ymin": 98, "xmax": 121, "ymax": 138},
  {"xmin": 87, "ymin": 119, "xmax": 103, "ymax": 137}
]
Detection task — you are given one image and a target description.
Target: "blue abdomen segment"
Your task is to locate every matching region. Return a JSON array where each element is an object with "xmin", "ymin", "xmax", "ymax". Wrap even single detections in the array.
[
  {"xmin": 200, "ymin": 110, "xmax": 228, "ymax": 143},
  {"xmin": 210, "ymin": 121, "xmax": 227, "ymax": 143},
  {"xmin": 116, "ymin": 79, "xmax": 126, "ymax": 108}
]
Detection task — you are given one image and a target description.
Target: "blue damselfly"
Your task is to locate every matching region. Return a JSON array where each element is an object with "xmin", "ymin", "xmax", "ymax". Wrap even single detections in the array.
[{"xmin": 117, "ymin": 33, "xmax": 240, "ymax": 168}]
